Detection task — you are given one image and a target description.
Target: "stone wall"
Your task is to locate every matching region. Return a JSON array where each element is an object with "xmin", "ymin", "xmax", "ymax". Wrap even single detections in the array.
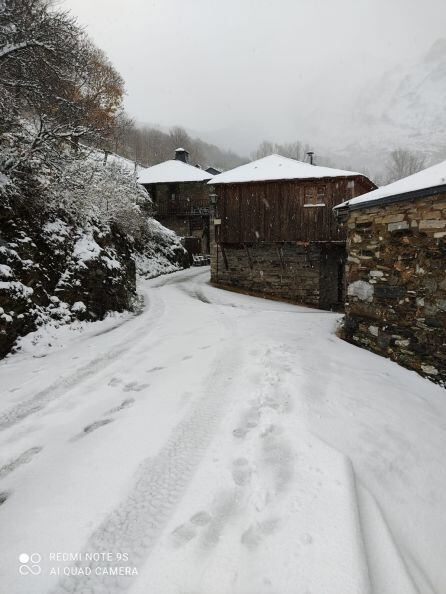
[
  {"xmin": 210, "ymin": 234, "xmax": 345, "ymax": 309},
  {"xmin": 0, "ymin": 208, "xmax": 136, "ymax": 358},
  {"xmin": 343, "ymin": 192, "xmax": 446, "ymax": 385}
]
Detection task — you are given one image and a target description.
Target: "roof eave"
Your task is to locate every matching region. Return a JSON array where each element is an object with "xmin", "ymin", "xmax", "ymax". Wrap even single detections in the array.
[
  {"xmin": 209, "ymin": 173, "xmax": 371, "ymax": 186},
  {"xmin": 337, "ymin": 183, "xmax": 446, "ymax": 213},
  {"xmin": 140, "ymin": 178, "xmax": 212, "ymax": 185}
]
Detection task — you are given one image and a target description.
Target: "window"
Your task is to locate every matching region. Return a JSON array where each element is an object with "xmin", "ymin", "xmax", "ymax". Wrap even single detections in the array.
[
  {"xmin": 305, "ymin": 188, "xmax": 314, "ymax": 204},
  {"xmin": 168, "ymin": 183, "xmax": 178, "ymax": 200},
  {"xmin": 317, "ymin": 185, "xmax": 326, "ymax": 204},
  {"xmin": 304, "ymin": 185, "xmax": 326, "ymax": 207}
]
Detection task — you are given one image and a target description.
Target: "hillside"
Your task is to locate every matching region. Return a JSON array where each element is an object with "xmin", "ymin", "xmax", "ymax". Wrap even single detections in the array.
[
  {"xmin": 0, "ymin": 1, "xmax": 188, "ymax": 358},
  {"xmin": 317, "ymin": 39, "xmax": 446, "ymax": 176},
  {"xmin": 0, "ymin": 153, "xmax": 187, "ymax": 358},
  {"xmin": 113, "ymin": 123, "xmax": 247, "ymax": 172}
]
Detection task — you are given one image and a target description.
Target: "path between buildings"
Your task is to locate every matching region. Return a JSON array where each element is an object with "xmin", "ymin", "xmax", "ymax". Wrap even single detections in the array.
[{"xmin": 0, "ymin": 267, "xmax": 444, "ymax": 594}]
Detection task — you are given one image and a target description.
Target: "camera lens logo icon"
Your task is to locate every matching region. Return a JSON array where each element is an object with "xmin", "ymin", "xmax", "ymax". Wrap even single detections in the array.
[{"xmin": 19, "ymin": 553, "xmax": 41, "ymax": 575}]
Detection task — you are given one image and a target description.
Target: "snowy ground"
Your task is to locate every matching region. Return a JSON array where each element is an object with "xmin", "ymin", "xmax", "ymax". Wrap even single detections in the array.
[{"xmin": 0, "ymin": 267, "xmax": 445, "ymax": 594}]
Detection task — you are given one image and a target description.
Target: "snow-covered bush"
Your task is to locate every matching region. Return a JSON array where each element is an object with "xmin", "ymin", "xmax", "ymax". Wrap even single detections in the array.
[
  {"xmin": 0, "ymin": 151, "xmax": 188, "ymax": 357},
  {"xmin": 56, "ymin": 155, "xmax": 153, "ymax": 239}
]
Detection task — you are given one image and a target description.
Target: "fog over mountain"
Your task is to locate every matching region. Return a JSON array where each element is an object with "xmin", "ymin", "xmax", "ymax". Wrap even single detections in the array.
[
  {"xmin": 64, "ymin": 0, "xmax": 446, "ymax": 178},
  {"xmin": 317, "ymin": 39, "xmax": 446, "ymax": 175}
]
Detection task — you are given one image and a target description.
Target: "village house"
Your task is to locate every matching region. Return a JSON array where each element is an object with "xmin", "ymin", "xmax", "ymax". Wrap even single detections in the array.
[
  {"xmin": 138, "ymin": 148, "xmax": 214, "ymax": 258},
  {"xmin": 208, "ymin": 154, "xmax": 375, "ymax": 310},
  {"xmin": 334, "ymin": 159, "xmax": 446, "ymax": 385}
]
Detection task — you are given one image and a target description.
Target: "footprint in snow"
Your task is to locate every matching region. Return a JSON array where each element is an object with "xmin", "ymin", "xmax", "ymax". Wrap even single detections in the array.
[
  {"xmin": 170, "ymin": 510, "xmax": 212, "ymax": 548},
  {"xmin": 108, "ymin": 377, "xmax": 122, "ymax": 387},
  {"xmin": 0, "ymin": 491, "xmax": 10, "ymax": 506},
  {"xmin": 84, "ymin": 419, "xmax": 113, "ymax": 433},
  {"xmin": 171, "ymin": 523, "xmax": 197, "ymax": 548},
  {"xmin": 70, "ymin": 419, "xmax": 114, "ymax": 440},
  {"xmin": 232, "ymin": 406, "xmax": 261, "ymax": 439},
  {"xmin": 261, "ymin": 428, "xmax": 294, "ymax": 493},
  {"xmin": 182, "ymin": 355, "xmax": 193, "ymax": 361},
  {"xmin": 231, "ymin": 458, "xmax": 252, "ymax": 486},
  {"xmin": 190, "ymin": 511, "xmax": 212, "ymax": 526},
  {"xmin": 123, "ymin": 382, "xmax": 149, "ymax": 392},
  {"xmin": 199, "ymin": 345, "xmax": 211, "ymax": 350},
  {"xmin": 241, "ymin": 518, "xmax": 281, "ymax": 550},
  {"xmin": 146, "ymin": 366, "xmax": 164, "ymax": 373},
  {"xmin": 0, "ymin": 446, "xmax": 43, "ymax": 479},
  {"xmin": 106, "ymin": 398, "xmax": 135, "ymax": 415},
  {"xmin": 83, "ymin": 419, "xmax": 114, "ymax": 434},
  {"xmin": 233, "ymin": 427, "xmax": 247, "ymax": 439}
]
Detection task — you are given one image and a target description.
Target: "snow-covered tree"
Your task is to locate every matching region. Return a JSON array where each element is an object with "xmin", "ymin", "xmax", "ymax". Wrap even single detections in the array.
[
  {"xmin": 0, "ymin": 0, "xmax": 124, "ymax": 177},
  {"xmin": 57, "ymin": 154, "xmax": 152, "ymax": 238}
]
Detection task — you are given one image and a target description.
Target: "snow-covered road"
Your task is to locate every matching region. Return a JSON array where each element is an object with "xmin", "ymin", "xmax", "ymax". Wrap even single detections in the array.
[{"xmin": 0, "ymin": 267, "xmax": 445, "ymax": 594}]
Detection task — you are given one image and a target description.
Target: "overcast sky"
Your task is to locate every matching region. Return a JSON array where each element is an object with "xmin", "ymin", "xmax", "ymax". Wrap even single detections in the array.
[{"xmin": 64, "ymin": 0, "xmax": 446, "ymax": 155}]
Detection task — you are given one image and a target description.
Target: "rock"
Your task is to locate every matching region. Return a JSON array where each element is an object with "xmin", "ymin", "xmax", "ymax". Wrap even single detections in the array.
[
  {"xmin": 388, "ymin": 221, "xmax": 409, "ymax": 232},
  {"xmin": 374, "ymin": 285, "xmax": 406, "ymax": 299},
  {"xmin": 419, "ymin": 220, "xmax": 446, "ymax": 229},
  {"xmin": 347, "ymin": 280, "xmax": 374, "ymax": 302},
  {"xmin": 421, "ymin": 364, "xmax": 439, "ymax": 375}
]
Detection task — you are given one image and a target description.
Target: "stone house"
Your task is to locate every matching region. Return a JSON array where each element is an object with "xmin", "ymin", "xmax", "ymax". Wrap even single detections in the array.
[
  {"xmin": 209, "ymin": 154, "xmax": 375, "ymax": 310},
  {"xmin": 334, "ymin": 159, "xmax": 446, "ymax": 385},
  {"xmin": 138, "ymin": 149, "xmax": 214, "ymax": 258}
]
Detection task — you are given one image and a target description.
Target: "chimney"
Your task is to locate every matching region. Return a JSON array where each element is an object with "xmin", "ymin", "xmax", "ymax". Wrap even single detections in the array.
[
  {"xmin": 306, "ymin": 151, "xmax": 315, "ymax": 165},
  {"xmin": 174, "ymin": 148, "xmax": 189, "ymax": 164}
]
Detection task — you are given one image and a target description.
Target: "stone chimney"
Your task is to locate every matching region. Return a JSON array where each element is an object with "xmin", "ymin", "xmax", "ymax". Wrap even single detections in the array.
[{"xmin": 174, "ymin": 148, "xmax": 189, "ymax": 164}]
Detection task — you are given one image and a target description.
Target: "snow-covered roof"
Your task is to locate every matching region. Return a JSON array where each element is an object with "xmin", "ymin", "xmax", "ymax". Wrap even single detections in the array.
[
  {"xmin": 138, "ymin": 160, "xmax": 214, "ymax": 184},
  {"xmin": 208, "ymin": 154, "xmax": 363, "ymax": 185},
  {"xmin": 336, "ymin": 159, "xmax": 446, "ymax": 210}
]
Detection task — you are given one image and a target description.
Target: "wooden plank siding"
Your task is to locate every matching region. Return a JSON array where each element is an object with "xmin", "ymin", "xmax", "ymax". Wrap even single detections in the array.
[
  {"xmin": 144, "ymin": 181, "xmax": 209, "ymax": 216},
  {"xmin": 215, "ymin": 176, "xmax": 374, "ymax": 244}
]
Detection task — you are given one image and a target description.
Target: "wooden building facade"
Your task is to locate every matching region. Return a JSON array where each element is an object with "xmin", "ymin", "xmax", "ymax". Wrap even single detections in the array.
[
  {"xmin": 209, "ymin": 155, "xmax": 375, "ymax": 310},
  {"xmin": 139, "ymin": 149, "xmax": 213, "ymax": 259}
]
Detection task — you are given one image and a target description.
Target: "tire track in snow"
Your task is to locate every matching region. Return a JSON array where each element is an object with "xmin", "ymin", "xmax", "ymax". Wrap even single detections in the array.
[
  {"xmin": 0, "ymin": 293, "xmax": 165, "ymax": 432},
  {"xmin": 56, "ymin": 326, "xmax": 240, "ymax": 594}
]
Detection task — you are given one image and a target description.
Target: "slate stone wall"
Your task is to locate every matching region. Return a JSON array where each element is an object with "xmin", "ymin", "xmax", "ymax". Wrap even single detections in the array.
[
  {"xmin": 343, "ymin": 192, "xmax": 446, "ymax": 385},
  {"xmin": 210, "ymin": 235, "xmax": 345, "ymax": 309}
]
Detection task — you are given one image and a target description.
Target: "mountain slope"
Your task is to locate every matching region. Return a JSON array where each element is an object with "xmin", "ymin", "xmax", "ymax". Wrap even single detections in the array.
[{"xmin": 327, "ymin": 39, "xmax": 446, "ymax": 175}]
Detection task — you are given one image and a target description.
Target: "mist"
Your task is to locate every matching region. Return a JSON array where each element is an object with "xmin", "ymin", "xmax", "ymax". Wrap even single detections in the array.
[{"xmin": 64, "ymin": 0, "xmax": 446, "ymax": 168}]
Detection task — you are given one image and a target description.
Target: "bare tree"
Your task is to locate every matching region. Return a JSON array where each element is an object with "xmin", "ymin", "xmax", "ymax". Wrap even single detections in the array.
[
  {"xmin": 386, "ymin": 149, "xmax": 426, "ymax": 183},
  {"xmin": 251, "ymin": 141, "xmax": 275, "ymax": 160},
  {"xmin": 116, "ymin": 123, "xmax": 246, "ymax": 170},
  {"xmin": 0, "ymin": 0, "xmax": 125, "ymax": 175},
  {"xmin": 251, "ymin": 140, "xmax": 311, "ymax": 161},
  {"xmin": 107, "ymin": 109, "xmax": 135, "ymax": 154}
]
